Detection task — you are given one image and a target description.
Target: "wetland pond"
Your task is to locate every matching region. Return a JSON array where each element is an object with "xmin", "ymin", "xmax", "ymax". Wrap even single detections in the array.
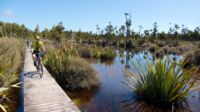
[{"xmin": 67, "ymin": 50, "xmax": 200, "ymax": 112}]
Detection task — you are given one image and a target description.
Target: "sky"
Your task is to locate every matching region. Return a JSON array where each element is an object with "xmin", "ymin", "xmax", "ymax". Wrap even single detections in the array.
[{"xmin": 0, "ymin": 0, "xmax": 200, "ymax": 33}]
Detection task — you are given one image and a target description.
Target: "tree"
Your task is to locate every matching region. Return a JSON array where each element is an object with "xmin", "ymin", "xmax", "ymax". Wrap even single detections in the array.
[
  {"xmin": 0, "ymin": 25, "xmax": 4, "ymax": 37},
  {"xmin": 174, "ymin": 24, "xmax": 180, "ymax": 39},
  {"xmin": 49, "ymin": 22, "xmax": 65, "ymax": 41},
  {"xmin": 152, "ymin": 22, "xmax": 158, "ymax": 38},
  {"xmin": 120, "ymin": 25, "xmax": 126, "ymax": 36},
  {"xmin": 124, "ymin": 12, "xmax": 132, "ymax": 37},
  {"xmin": 144, "ymin": 30, "xmax": 150, "ymax": 37},
  {"xmin": 194, "ymin": 27, "xmax": 200, "ymax": 33},
  {"xmin": 41, "ymin": 28, "xmax": 49, "ymax": 38},
  {"xmin": 100, "ymin": 30, "xmax": 104, "ymax": 35},
  {"xmin": 54, "ymin": 22, "xmax": 65, "ymax": 33},
  {"xmin": 193, "ymin": 27, "xmax": 200, "ymax": 40},
  {"xmin": 0, "ymin": 22, "xmax": 32, "ymax": 38},
  {"xmin": 96, "ymin": 25, "xmax": 100, "ymax": 35},
  {"xmin": 168, "ymin": 23, "xmax": 174, "ymax": 38},
  {"xmin": 114, "ymin": 26, "xmax": 118, "ymax": 35},
  {"xmin": 138, "ymin": 25, "xmax": 143, "ymax": 36},
  {"xmin": 181, "ymin": 25, "xmax": 188, "ymax": 40},
  {"xmin": 181, "ymin": 25, "xmax": 185, "ymax": 35},
  {"xmin": 34, "ymin": 24, "xmax": 40, "ymax": 36},
  {"xmin": 105, "ymin": 21, "xmax": 114, "ymax": 35}
]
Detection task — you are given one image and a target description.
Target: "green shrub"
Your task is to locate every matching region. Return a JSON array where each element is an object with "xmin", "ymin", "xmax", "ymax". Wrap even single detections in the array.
[
  {"xmin": 0, "ymin": 37, "xmax": 24, "ymax": 84},
  {"xmin": 162, "ymin": 46, "xmax": 169, "ymax": 54},
  {"xmin": 167, "ymin": 40, "xmax": 179, "ymax": 47},
  {"xmin": 168, "ymin": 47, "xmax": 178, "ymax": 55},
  {"xmin": 184, "ymin": 52, "xmax": 194, "ymax": 68},
  {"xmin": 92, "ymin": 47, "xmax": 101, "ymax": 58},
  {"xmin": 154, "ymin": 50, "xmax": 164, "ymax": 58},
  {"xmin": 89, "ymin": 47, "xmax": 116, "ymax": 60},
  {"xmin": 100, "ymin": 47, "xmax": 116, "ymax": 60},
  {"xmin": 184, "ymin": 50, "xmax": 200, "ymax": 68},
  {"xmin": 45, "ymin": 50, "xmax": 100, "ymax": 90},
  {"xmin": 148, "ymin": 44, "xmax": 158, "ymax": 53},
  {"xmin": 194, "ymin": 50, "xmax": 200, "ymax": 66},
  {"xmin": 78, "ymin": 47, "xmax": 92, "ymax": 58},
  {"xmin": 126, "ymin": 40, "xmax": 135, "ymax": 49},
  {"xmin": 156, "ymin": 41, "xmax": 165, "ymax": 47},
  {"xmin": 125, "ymin": 58, "xmax": 199, "ymax": 107},
  {"xmin": 0, "ymin": 37, "xmax": 24, "ymax": 112},
  {"xmin": 137, "ymin": 38, "xmax": 145, "ymax": 46},
  {"xmin": 65, "ymin": 57, "xmax": 99, "ymax": 89},
  {"xmin": 43, "ymin": 49, "xmax": 66, "ymax": 75},
  {"xmin": 119, "ymin": 41, "xmax": 125, "ymax": 48},
  {"xmin": 119, "ymin": 49, "xmax": 125, "ymax": 57}
]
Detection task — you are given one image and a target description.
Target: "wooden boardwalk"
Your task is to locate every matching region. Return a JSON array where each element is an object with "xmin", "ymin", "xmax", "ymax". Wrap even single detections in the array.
[{"xmin": 24, "ymin": 48, "xmax": 80, "ymax": 112}]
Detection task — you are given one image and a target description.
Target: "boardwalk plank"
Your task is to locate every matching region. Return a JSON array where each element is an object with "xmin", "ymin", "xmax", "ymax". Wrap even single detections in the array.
[{"xmin": 24, "ymin": 48, "xmax": 80, "ymax": 112}]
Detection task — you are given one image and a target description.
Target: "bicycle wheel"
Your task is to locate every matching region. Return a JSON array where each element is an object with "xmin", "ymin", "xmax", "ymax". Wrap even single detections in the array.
[
  {"xmin": 36, "ymin": 60, "xmax": 40, "ymax": 73},
  {"xmin": 38, "ymin": 62, "xmax": 43, "ymax": 78}
]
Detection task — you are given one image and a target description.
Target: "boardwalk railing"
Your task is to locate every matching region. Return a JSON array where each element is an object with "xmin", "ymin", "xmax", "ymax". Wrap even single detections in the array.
[{"xmin": 24, "ymin": 47, "xmax": 80, "ymax": 112}]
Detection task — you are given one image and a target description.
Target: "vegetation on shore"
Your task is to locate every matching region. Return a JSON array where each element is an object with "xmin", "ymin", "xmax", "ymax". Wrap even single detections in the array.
[
  {"xmin": 44, "ymin": 41, "xmax": 100, "ymax": 90},
  {"xmin": 1, "ymin": 21, "xmax": 200, "ymax": 65},
  {"xmin": 78, "ymin": 46, "xmax": 116, "ymax": 60},
  {"xmin": 0, "ymin": 37, "xmax": 24, "ymax": 112},
  {"xmin": 1, "ymin": 20, "xmax": 200, "ymax": 110}
]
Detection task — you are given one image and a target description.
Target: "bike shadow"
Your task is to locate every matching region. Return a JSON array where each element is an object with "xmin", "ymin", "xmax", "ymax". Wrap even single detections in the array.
[{"xmin": 24, "ymin": 71, "xmax": 41, "ymax": 79}]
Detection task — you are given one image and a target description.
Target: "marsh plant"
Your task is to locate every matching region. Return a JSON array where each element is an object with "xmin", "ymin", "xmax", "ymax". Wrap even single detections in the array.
[
  {"xmin": 100, "ymin": 47, "xmax": 116, "ymax": 60},
  {"xmin": 44, "ymin": 49, "xmax": 100, "ymax": 90},
  {"xmin": 125, "ymin": 58, "xmax": 199, "ymax": 110},
  {"xmin": 0, "ymin": 37, "xmax": 23, "ymax": 112},
  {"xmin": 78, "ymin": 46, "xmax": 117, "ymax": 60},
  {"xmin": 78, "ymin": 47, "xmax": 92, "ymax": 58}
]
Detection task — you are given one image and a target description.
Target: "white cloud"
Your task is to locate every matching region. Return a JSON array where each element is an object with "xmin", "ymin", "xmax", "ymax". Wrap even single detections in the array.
[{"xmin": 0, "ymin": 10, "xmax": 16, "ymax": 18}]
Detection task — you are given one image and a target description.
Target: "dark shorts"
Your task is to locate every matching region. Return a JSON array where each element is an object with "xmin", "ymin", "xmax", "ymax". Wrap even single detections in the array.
[{"xmin": 32, "ymin": 50, "xmax": 40, "ymax": 58}]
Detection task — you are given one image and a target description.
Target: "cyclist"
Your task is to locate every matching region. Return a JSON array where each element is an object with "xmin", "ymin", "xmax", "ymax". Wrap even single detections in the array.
[{"xmin": 32, "ymin": 36, "xmax": 46, "ymax": 66}]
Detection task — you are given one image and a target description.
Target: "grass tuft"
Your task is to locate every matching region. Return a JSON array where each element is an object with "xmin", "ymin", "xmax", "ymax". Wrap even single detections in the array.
[
  {"xmin": 44, "ymin": 49, "xmax": 100, "ymax": 90},
  {"xmin": 125, "ymin": 57, "xmax": 199, "ymax": 107}
]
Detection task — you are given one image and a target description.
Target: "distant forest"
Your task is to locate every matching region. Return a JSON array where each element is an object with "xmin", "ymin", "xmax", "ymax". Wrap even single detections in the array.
[{"xmin": 0, "ymin": 21, "xmax": 200, "ymax": 41}]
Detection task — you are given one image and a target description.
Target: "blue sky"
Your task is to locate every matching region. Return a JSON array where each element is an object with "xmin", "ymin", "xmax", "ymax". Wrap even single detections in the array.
[{"xmin": 0, "ymin": 0, "xmax": 200, "ymax": 33}]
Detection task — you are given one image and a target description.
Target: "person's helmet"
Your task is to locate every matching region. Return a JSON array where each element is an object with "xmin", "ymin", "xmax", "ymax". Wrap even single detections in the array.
[{"xmin": 35, "ymin": 36, "xmax": 40, "ymax": 40}]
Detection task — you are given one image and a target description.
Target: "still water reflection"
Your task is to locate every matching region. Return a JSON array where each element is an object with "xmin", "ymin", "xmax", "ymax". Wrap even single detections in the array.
[{"xmin": 67, "ymin": 50, "xmax": 200, "ymax": 112}]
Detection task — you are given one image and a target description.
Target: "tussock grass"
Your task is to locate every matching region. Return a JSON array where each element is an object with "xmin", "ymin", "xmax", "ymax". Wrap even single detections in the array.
[
  {"xmin": 44, "ymin": 48, "xmax": 100, "ymax": 90},
  {"xmin": 78, "ymin": 46, "xmax": 116, "ymax": 60},
  {"xmin": 125, "ymin": 58, "xmax": 199, "ymax": 108},
  {"xmin": 0, "ymin": 37, "xmax": 24, "ymax": 86},
  {"xmin": 78, "ymin": 47, "xmax": 92, "ymax": 58},
  {"xmin": 148, "ymin": 44, "xmax": 158, "ymax": 53},
  {"xmin": 0, "ymin": 37, "xmax": 24, "ymax": 112},
  {"xmin": 100, "ymin": 47, "xmax": 116, "ymax": 60}
]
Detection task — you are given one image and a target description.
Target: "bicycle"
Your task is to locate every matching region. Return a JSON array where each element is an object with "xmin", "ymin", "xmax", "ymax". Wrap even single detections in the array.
[{"xmin": 35, "ymin": 52, "xmax": 45, "ymax": 78}]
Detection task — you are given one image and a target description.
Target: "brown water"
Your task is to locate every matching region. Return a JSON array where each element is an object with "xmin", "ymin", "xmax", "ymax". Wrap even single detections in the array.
[{"xmin": 67, "ymin": 51, "xmax": 200, "ymax": 112}]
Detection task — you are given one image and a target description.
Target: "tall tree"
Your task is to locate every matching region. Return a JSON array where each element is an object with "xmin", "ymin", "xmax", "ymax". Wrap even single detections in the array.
[
  {"xmin": 41, "ymin": 28, "xmax": 49, "ymax": 38},
  {"xmin": 114, "ymin": 26, "xmax": 118, "ymax": 35},
  {"xmin": 49, "ymin": 22, "xmax": 65, "ymax": 41},
  {"xmin": 34, "ymin": 24, "xmax": 40, "ymax": 36},
  {"xmin": 152, "ymin": 22, "xmax": 158, "ymax": 38},
  {"xmin": 138, "ymin": 25, "xmax": 143, "ymax": 36},
  {"xmin": 144, "ymin": 30, "xmax": 150, "ymax": 37},
  {"xmin": 120, "ymin": 25, "xmax": 126, "ymax": 36},
  {"xmin": 193, "ymin": 27, "xmax": 200, "ymax": 40},
  {"xmin": 105, "ymin": 21, "xmax": 114, "ymax": 35},
  {"xmin": 174, "ymin": 24, "xmax": 180, "ymax": 38},
  {"xmin": 96, "ymin": 24, "xmax": 100, "ymax": 35},
  {"xmin": 124, "ymin": 12, "xmax": 132, "ymax": 37}
]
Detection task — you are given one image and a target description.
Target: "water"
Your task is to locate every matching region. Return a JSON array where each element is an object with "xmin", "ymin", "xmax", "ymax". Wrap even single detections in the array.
[
  {"xmin": 67, "ymin": 50, "xmax": 200, "ymax": 112},
  {"xmin": 16, "ymin": 67, "xmax": 24, "ymax": 112}
]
